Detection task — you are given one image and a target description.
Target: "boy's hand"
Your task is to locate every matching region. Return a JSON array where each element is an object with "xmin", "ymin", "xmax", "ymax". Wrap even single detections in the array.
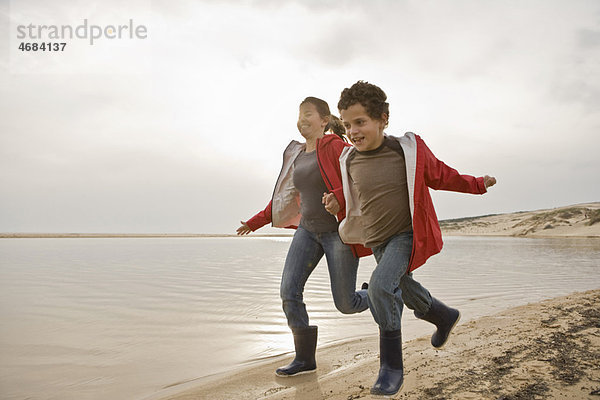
[
  {"xmin": 322, "ymin": 192, "xmax": 340, "ymax": 215},
  {"xmin": 484, "ymin": 175, "xmax": 497, "ymax": 189},
  {"xmin": 236, "ymin": 221, "xmax": 252, "ymax": 235}
]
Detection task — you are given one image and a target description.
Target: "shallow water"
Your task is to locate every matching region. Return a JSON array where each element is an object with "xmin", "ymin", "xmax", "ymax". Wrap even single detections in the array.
[{"xmin": 0, "ymin": 236, "xmax": 599, "ymax": 400}]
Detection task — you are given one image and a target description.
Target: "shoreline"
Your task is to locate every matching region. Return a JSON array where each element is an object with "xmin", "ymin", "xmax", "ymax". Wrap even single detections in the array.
[
  {"xmin": 4, "ymin": 202, "xmax": 598, "ymax": 239},
  {"xmin": 2, "ymin": 233, "xmax": 599, "ymax": 239},
  {"xmin": 2, "ymin": 232, "xmax": 596, "ymax": 239},
  {"xmin": 152, "ymin": 289, "xmax": 600, "ymax": 400},
  {"xmin": 0, "ymin": 233, "xmax": 294, "ymax": 238}
]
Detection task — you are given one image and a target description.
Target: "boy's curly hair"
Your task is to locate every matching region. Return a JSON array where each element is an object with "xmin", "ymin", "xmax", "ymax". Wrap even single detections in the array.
[{"xmin": 337, "ymin": 81, "xmax": 389, "ymax": 122}]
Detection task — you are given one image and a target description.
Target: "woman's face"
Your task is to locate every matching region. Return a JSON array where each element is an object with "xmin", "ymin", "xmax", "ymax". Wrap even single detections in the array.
[{"xmin": 297, "ymin": 102, "xmax": 328, "ymax": 140}]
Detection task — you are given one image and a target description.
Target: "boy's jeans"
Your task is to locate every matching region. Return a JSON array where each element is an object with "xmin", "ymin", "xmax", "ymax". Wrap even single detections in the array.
[
  {"xmin": 369, "ymin": 231, "xmax": 433, "ymax": 332},
  {"xmin": 281, "ymin": 225, "xmax": 369, "ymax": 328}
]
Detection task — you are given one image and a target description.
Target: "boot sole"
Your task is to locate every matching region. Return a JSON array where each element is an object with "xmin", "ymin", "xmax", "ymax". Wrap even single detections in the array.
[
  {"xmin": 275, "ymin": 368, "xmax": 316, "ymax": 378},
  {"xmin": 370, "ymin": 382, "xmax": 404, "ymax": 397},
  {"xmin": 434, "ymin": 311, "xmax": 461, "ymax": 349}
]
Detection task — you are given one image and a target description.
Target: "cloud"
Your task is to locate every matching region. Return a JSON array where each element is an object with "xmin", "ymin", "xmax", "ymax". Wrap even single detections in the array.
[
  {"xmin": 578, "ymin": 28, "xmax": 600, "ymax": 48},
  {"xmin": 2, "ymin": 0, "xmax": 600, "ymax": 233}
]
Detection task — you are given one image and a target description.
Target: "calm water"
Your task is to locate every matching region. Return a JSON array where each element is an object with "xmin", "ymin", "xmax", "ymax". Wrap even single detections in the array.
[{"xmin": 0, "ymin": 236, "xmax": 599, "ymax": 400}]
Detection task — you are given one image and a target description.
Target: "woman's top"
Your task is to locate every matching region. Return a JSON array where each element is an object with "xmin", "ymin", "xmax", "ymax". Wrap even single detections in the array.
[
  {"xmin": 293, "ymin": 150, "xmax": 338, "ymax": 233},
  {"xmin": 244, "ymin": 134, "xmax": 372, "ymax": 258}
]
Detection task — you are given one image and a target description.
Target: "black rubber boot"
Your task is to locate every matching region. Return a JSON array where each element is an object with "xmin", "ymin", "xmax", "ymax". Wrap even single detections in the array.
[
  {"xmin": 414, "ymin": 297, "xmax": 461, "ymax": 348},
  {"xmin": 370, "ymin": 329, "xmax": 404, "ymax": 396},
  {"xmin": 275, "ymin": 326, "xmax": 317, "ymax": 377}
]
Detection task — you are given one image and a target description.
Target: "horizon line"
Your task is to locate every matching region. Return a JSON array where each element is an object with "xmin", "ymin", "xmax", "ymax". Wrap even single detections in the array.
[{"xmin": 0, "ymin": 233, "xmax": 294, "ymax": 238}]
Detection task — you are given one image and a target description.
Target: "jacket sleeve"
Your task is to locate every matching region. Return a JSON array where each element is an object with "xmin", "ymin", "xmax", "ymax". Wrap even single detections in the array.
[
  {"xmin": 328, "ymin": 139, "xmax": 351, "ymax": 213},
  {"xmin": 245, "ymin": 200, "xmax": 273, "ymax": 231},
  {"xmin": 331, "ymin": 187, "xmax": 346, "ymax": 213},
  {"xmin": 421, "ymin": 138, "xmax": 487, "ymax": 194}
]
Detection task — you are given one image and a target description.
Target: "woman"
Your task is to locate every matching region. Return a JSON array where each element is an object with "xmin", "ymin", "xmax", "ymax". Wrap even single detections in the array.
[{"xmin": 236, "ymin": 97, "xmax": 371, "ymax": 377}]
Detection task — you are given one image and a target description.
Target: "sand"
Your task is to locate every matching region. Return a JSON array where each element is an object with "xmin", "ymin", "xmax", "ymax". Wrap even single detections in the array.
[
  {"xmin": 440, "ymin": 202, "xmax": 600, "ymax": 238},
  {"xmin": 154, "ymin": 289, "xmax": 600, "ymax": 400}
]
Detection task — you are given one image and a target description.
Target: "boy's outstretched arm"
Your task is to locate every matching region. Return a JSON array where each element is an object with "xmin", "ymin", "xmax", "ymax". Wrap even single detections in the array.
[{"xmin": 421, "ymin": 137, "xmax": 494, "ymax": 194}]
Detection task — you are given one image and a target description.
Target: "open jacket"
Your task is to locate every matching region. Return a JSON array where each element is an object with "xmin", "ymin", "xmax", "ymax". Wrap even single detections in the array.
[
  {"xmin": 245, "ymin": 134, "xmax": 372, "ymax": 258},
  {"xmin": 338, "ymin": 132, "xmax": 487, "ymax": 271}
]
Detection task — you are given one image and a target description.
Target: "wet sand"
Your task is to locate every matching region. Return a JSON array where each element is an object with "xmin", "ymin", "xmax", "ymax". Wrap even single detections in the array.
[{"xmin": 155, "ymin": 289, "xmax": 600, "ymax": 400}]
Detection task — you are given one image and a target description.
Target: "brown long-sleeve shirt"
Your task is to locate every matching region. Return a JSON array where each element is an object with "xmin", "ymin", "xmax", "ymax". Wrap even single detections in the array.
[{"xmin": 347, "ymin": 137, "xmax": 412, "ymax": 248}]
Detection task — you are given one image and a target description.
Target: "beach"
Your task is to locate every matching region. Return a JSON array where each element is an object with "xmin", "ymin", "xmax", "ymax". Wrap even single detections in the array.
[
  {"xmin": 155, "ymin": 289, "xmax": 600, "ymax": 400},
  {"xmin": 1, "ymin": 206, "xmax": 599, "ymax": 400}
]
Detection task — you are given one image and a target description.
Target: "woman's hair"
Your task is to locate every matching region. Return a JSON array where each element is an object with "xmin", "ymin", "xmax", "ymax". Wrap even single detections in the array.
[
  {"xmin": 328, "ymin": 115, "xmax": 346, "ymax": 139},
  {"xmin": 337, "ymin": 81, "xmax": 390, "ymax": 123},
  {"xmin": 300, "ymin": 96, "xmax": 347, "ymax": 140}
]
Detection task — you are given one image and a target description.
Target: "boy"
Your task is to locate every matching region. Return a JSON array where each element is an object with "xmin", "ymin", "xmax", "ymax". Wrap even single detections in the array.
[{"xmin": 323, "ymin": 81, "xmax": 496, "ymax": 396}]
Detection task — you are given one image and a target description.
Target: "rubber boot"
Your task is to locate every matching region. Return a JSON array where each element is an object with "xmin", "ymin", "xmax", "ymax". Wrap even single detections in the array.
[
  {"xmin": 414, "ymin": 297, "xmax": 461, "ymax": 348},
  {"xmin": 275, "ymin": 326, "xmax": 317, "ymax": 377},
  {"xmin": 370, "ymin": 329, "xmax": 404, "ymax": 396}
]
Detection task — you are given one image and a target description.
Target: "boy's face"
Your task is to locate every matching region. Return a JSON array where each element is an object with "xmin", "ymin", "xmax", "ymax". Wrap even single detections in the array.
[{"xmin": 340, "ymin": 103, "xmax": 386, "ymax": 152}]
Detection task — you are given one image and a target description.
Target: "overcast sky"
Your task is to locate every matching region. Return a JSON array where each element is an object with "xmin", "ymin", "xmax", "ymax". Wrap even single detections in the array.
[{"xmin": 1, "ymin": 0, "xmax": 599, "ymax": 233}]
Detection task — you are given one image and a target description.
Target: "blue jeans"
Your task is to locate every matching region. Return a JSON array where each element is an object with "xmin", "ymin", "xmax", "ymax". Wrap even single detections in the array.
[
  {"xmin": 368, "ymin": 231, "xmax": 432, "ymax": 331},
  {"xmin": 281, "ymin": 225, "xmax": 369, "ymax": 329}
]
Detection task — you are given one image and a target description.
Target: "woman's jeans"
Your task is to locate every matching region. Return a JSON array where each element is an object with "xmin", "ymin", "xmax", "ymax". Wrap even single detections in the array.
[
  {"xmin": 369, "ymin": 231, "xmax": 433, "ymax": 332},
  {"xmin": 281, "ymin": 225, "xmax": 369, "ymax": 329}
]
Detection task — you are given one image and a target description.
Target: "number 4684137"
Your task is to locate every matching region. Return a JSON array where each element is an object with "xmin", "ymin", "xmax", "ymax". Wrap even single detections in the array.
[{"xmin": 19, "ymin": 42, "xmax": 67, "ymax": 51}]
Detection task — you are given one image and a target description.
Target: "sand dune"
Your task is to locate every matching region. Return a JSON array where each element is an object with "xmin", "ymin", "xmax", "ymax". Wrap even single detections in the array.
[{"xmin": 440, "ymin": 202, "xmax": 600, "ymax": 238}]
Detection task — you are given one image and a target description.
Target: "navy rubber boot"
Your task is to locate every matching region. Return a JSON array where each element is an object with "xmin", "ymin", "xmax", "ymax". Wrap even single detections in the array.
[
  {"xmin": 414, "ymin": 297, "xmax": 461, "ymax": 348},
  {"xmin": 275, "ymin": 326, "xmax": 317, "ymax": 377},
  {"xmin": 370, "ymin": 329, "xmax": 404, "ymax": 396}
]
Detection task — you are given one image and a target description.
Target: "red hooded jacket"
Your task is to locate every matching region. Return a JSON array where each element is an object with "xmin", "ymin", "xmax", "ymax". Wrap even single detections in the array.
[
  {"xmin": 338, "ymin": 132, "xmax": 488, "ymax": 271},
  {"xmin": 245, "ymin": 134, "xmax": 372, "ymax": 258}
]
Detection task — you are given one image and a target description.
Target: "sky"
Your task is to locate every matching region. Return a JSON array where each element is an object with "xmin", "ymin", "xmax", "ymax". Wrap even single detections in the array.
[{"xmin": 1, "ymin": 0, "xmax": 599, "ymax": 234}]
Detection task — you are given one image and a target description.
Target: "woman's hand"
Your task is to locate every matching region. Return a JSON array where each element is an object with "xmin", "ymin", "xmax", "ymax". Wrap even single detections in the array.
[
  {"xmin": 236, "ymin": 221, "xmax": 252, "ymax": 235},
  {"xmin": 322, "ymin": 192, "xmax": 340, "ymax": 215}
]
